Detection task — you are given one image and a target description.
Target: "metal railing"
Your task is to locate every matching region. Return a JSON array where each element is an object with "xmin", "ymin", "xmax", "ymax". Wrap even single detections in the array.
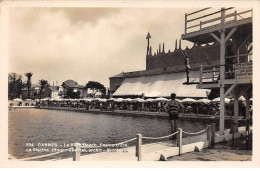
[{"xmin": 184, "ymin": 8, "xmax": 252, "ymax": 34}]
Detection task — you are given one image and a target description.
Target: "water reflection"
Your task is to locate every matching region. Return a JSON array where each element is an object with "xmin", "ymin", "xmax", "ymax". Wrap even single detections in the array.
[{"xmin": 9, "ymin": 109, "xmax": 208, "ymax": 159}]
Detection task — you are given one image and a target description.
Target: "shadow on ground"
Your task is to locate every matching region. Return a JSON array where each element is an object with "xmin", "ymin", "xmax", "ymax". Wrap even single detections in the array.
[{"xmin": 167, "ymin": 136, "xmax": 252, "ymax": 161}]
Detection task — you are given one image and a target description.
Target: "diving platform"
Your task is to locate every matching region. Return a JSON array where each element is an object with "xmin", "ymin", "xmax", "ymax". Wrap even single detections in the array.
[
  {"xmin": 181, "ymin": 8, "xmax": 252, "ymax": 44},
  {"xmin": 181, "ymin": 7, "xmax": 253, "ymax": 136}
]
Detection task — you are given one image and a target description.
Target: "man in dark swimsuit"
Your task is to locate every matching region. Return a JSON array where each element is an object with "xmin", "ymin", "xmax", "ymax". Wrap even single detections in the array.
[
  {"xmin": 164, "ymin": 93, "xmax": 184, "ymax": 140},
  {"xmin": 181, "ymin": 49, "xmax": 191, "ymax": 84}
]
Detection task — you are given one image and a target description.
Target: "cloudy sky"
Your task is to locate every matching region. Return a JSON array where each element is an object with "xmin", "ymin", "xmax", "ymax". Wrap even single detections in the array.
[{"xmin": 9, "ymin": 7, "xmax": 201, "ymax": 88}]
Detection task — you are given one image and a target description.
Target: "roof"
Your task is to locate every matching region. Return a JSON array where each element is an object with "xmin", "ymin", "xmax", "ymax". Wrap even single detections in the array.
[
  {"xmin": 50, "ymin": 86, "xmax": 59, "ymax": 91},
  {"xmin": 31, "ymin": 84, "xmax": 41, "ymax": 88},
  {"xmin": 113, "ymin": 71, "xmax": 210, "ymax": 98},
  {"xmin": 62, "ymin": 80, "xmax": 84, "ymax": 89},
  {"xmin": 110, "ymin": 72, "xmax": 124, "ymax": 78}
]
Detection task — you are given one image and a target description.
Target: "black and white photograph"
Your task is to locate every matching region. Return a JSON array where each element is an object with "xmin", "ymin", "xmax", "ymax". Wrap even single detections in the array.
[{"xmin": 0, "ymin": 0, "xmax": 259, "ymax": 168}]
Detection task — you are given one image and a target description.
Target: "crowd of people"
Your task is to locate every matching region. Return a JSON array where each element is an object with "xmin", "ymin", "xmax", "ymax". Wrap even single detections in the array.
[{"xmin": 8, "ymin": 97, "xmax": 250, "ymax": 118}]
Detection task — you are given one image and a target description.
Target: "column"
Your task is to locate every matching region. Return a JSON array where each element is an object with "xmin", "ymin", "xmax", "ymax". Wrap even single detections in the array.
[{"xmin": 219, "ymin": 8, "xmax": 226, "ymax": 135}]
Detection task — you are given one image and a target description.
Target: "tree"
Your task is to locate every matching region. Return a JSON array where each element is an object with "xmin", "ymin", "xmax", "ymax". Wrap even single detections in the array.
[
  {"xmin": 25, "ymin": 72, "xmax": 33, "ymax": 98},
  {"xmin": 8, "ymin": 73, "xmax": 24, "ymax": 99},
  {"xmin": 107, "ymin": 87, "xmax": 111, "ymax": 98},
  {"xmin": 38, "ymin": 79, "xmax": 49, "ymax": 99},
  {"xmin": 85, "ymin": 81, "xmax": 106, "ymax": 98},
  {"xmin": 64, "ymin": 89, "xmax": 80, "ymax": 99}
]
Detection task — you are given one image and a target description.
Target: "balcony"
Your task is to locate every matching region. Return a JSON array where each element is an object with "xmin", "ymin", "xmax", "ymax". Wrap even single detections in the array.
[{"xmin": 197, "ymin": 61, "xmax": 252, "ymax": 89}]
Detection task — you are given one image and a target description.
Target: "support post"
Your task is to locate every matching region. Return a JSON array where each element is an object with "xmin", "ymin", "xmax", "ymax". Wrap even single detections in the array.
[
  {"xmin": 219, "ymin": 30, "xmax": 226, "ymax": 135},
  {"xmin": 231, "ymin": 121, "xmax": 236, "ymax": 144},
  {"xmin": 245, "ymin": 95, "xmax": 250, "ymax": 142},
  {"xmin": 234, "ymin": 10, "xmax": 237, "ymax": 21},
  {"xmin": 219, "ymin": 8, "xmax": 226, "ymax": 135},
  {"xmin": 200, "ymin": 21, "xmax": 202, "ymax": 30},
  {"xmin": 211, "ymin": 123, "xmax": 216, "ymax": 145},
  {"xmin": 73, "ymin": 143, "xmax": 81, "ymax": 161},
  {"xmin": 245, "ymin": 95, "xmax": 250, "ymax": 120},
  {"xmin": 207, "ymin": 125, "xmax": 212, "ymax": 147},
  {"xmin": 177, "ymin": 128, "xmax": 182, "ymax": 155},
  {"xmin": 185, "ymin": 13, "xmax": 187, "ymax": 34},
  {"xmin": 199, "ymin": 65, "xmax": 203, "ymax": 84},
  {"xmin": 212, "ymin": 67, "xmax": 215, "ymax": 82},
  {"xmin": 233, "ymin": 94, "xmax": 239, "ymax": 133},
  {"xmin": 136, "ymin": 134, "xmax": 142, "ymax": 161}
]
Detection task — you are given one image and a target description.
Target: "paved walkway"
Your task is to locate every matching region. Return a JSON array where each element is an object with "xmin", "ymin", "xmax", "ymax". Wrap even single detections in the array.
[
  {"xmin": 57, "ymin": 131, "xmax": 208, "ymax": 161},
  {"xmin": 167, "ymin": 136, "xmax": 252, "ymax": 161},
  {"xmin": 56, "ymin": 127, "xmax": 248, "ymax": 161}
]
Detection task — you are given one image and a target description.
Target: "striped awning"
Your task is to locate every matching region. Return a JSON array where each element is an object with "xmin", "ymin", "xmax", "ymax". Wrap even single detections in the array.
[{"xmin": 113, "ymin": 71, "xmax": 210, "ymax": 98}]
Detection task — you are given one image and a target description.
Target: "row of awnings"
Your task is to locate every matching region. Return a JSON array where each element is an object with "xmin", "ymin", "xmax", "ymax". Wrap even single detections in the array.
[{"xmin": 113, "ymin": 71, "xmax": 210, "ymax": 98}]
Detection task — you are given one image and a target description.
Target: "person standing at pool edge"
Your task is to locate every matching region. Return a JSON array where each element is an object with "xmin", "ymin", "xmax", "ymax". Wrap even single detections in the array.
[{"xmin": 164, "ymin": 93, "xmax": 184, "ymax": 140}]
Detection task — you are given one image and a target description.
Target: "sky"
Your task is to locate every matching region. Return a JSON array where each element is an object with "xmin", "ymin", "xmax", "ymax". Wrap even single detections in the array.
[{"xmin": 9, "ymin": 7, "xmax": 210, "ymax": 88}]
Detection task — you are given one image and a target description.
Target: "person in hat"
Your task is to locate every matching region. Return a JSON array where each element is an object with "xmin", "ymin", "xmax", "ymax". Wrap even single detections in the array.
[{"xmin": 164, "ymin": 93, "xmax": 184, "ymax": 140}]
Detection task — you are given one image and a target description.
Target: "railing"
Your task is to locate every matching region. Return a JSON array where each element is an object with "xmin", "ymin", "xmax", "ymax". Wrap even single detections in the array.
[
  {"xmin": 199, "ymin": 65, "xmax": 220, "ymax": 84},
  {"xmin": 199, "ymin": 61, "xmax": 253, "ymax": 84},
  {"xmin": 184, "ymin": 8, "xmax": 252, "ymax": 34},
  {"xmin": 17, "ymin": 125, "xmax": 214, "ymax": 161}
]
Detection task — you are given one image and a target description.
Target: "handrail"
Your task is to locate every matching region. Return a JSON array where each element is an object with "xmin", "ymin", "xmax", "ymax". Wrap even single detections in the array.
[
  {"xmin": 201, "ymin": 68, "xmax": 220, "ymax": 73},
  {"xmin": 185, "ymin": 8, "xmax": 252, "ymax": 34},
  {"xmin": 187, "ymin": 7, "xmax": 234, "ymax": 23},
  {"xmin": 225, "ymin": 53, "xmax": 252, "ymax": 59},
  {"xmin": 110, "ymin": 137, "xmax": 137, "ymax": 146},
  {"xmin": 142, "ymin": 131, "xmax": 178, "ymax": 140},
  {"xmin": 182, "ymin": 127, "xmax": 208, "ymax": 135},
  {"xmin": 187, "ymin": 8, "xmax": 211, "ymax": 16},
  {"xmin": 201, "ymin": 11, "xmax": 238, "ymax": 26}
]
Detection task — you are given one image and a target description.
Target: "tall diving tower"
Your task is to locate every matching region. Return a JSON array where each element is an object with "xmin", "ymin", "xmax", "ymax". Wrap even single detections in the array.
[{"xmin": 181, "ymin": 8, "xmax": 253, "ymax": 135}]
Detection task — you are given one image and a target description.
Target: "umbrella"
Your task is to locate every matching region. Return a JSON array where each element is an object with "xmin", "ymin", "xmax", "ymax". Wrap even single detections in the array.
[
  {"xmin": 175, "ymin": 99, "xmax": 181, "ymax": 102},
  {"xmin": 181, "ymin": 98, "xmax": 196, "ymax": 104},
  {"xmin": 197, "ymin": 98, "xmax": 211, "ymax": 104},
  {"xmin": 25, "ymin": 99, "xmax": 32, "ymax": 101},
  {"xmin": 145, "ymin": 98, "xmax": 155, "ymax": 103},
  {"xmin": 13, "ymin": 98, "xmax": 22, "ymax": 101},
  {"xmin": 40, "ymin": 97, "xmax": 50, "ymax": 101},
  {"xmin": 138, "ymin": 99, "xmax": 146, "ymax": 103},
  {"xmin": 98, "ymin": 98, "xmax": 107, "ymax": 102},
  {"xmin": 122, "ymin": 98, "xmax": 132, "ymax": 102},
  {"xmin": 131, "ymin": 98, "xmax": 142, "ymax": 102},
  {"xmin": 250, "ymin": 98, "xmax": 253, "ymax": 101},
  {"xmin": 155, "ymin": 97, "xmax": 168, "ymax": 102},
  {"xmin": 62, "ymin": 99, "xmax": 70, "ymax": 101},
  {"xmin": 55, "ymin": 99, "xmax": 62, "ymax": 101},
  {"xmin": 211, "ymin": 97, "xmax": 230, "ymax": 103},
  {"xmin": 70, "ymin": 99, "xmax": 80, "ymax": 102},
  {"xmin": 114, "ymin": 98, "xmax": 124, "ymax": 102},
  {"xmin": 238, "ymin": 96, "xmax": 246, "ymax": 101},
  {"xmin": 107, "ymin": 98, "xmax": 116, "ymax": 101},
  {"xmin": 167, "ymin": 99, "xmax": 181, "ymax": 102},
  {"xmin": 83, "ymin": 98, "xmax": 93, "ymax": 102}
]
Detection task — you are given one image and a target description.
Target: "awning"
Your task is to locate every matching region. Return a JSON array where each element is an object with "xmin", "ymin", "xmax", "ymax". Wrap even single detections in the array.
[{"xmin": 113, "ymin": 71, "xmax": 210, "ymax": 98}]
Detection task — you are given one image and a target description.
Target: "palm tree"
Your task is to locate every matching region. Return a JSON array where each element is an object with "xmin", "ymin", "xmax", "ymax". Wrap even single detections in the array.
[
  {"xmin": 38, "ymin": 79, "xmax": 49, "ymax": 99},
  {"xmin": 25, "ymin": 72, "xmax": 33, "ymax": 98}
]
